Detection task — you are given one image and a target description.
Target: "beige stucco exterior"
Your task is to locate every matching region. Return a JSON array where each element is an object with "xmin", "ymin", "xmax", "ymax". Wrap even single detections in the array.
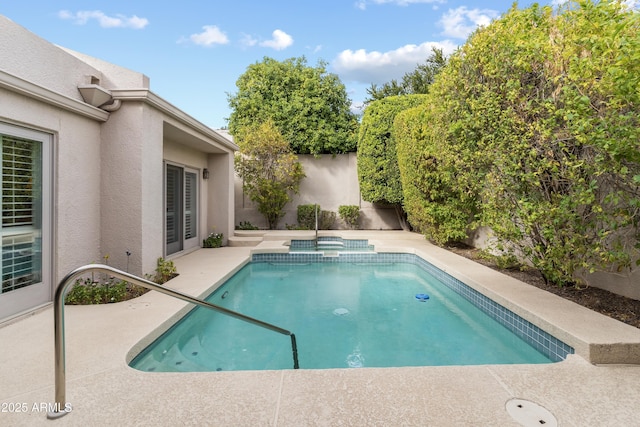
[
  {"xmin": 235, "ymin": 153, "xmax": 401, "ymax": 230},
  {"xmin": 0, "ymin": 15, "xmax": 238, "ymax": 320}
]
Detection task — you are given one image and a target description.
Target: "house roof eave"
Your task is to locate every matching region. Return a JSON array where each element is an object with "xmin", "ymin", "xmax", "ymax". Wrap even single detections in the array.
[
  {"xmin": 110, "ymin": 89, "xmax": 239, "ymax": 153},
  {"xmin": 0, "ymin": 68, "xmax": 110, "ymax": 122}
]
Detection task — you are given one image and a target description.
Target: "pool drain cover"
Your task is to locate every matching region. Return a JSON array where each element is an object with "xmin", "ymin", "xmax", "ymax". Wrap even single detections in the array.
[
  {"xmin": 333, "ymin": 308, "xmax": 349, "ymax": 316},
  {"xmin": 506, "ymin": 398, "xmax": 557, "ymax": 427}
]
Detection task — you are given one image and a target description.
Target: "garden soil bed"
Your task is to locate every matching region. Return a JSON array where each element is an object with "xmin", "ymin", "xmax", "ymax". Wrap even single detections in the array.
[{"xmin": 445, "ymin": 244, "xmax": 640, "ymax": 329}]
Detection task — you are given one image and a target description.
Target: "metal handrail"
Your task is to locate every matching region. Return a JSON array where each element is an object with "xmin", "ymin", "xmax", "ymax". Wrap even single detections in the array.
[{"xmin": 47, "ymin": 264, "xmax": 299, "ymax": 419}]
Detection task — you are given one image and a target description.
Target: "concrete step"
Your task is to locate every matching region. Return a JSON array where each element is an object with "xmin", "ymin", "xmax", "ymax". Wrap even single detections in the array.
[
  {"xmin": 233, "ymin": 230, "xmax": 267, "ymax": 238},
  {"xmin": 227, "ymin": 235, "xmax": 263, "ymax": 247}
]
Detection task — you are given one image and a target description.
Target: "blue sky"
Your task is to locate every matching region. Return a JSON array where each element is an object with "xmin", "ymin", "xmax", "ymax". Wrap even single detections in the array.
[{"xmin": 3, "ymin": 1, "xmax": 569, "ymax": 129}]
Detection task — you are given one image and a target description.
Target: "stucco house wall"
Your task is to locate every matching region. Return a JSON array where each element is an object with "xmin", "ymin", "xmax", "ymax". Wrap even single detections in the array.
[
  {"xmin": 208, "ymin": 152, "xmax": 236, "ymax": 241},
  {"xmin": 99, "ymin": 101, "xmax": 163, "ymax": 275},
  {"xmin": 0, "ymin": 87, "xmax": 103, "ymax": 282},
  {"xmin": 0, "ymin": 15, "xmax": 106, "ymax": 307},
  {"xmin": 0, "ymin": 15, "xmax": 238, "ymax": 320},
  {"xmin": 0, "ymin": 18, "xmax": 109, "ymax": 101}
]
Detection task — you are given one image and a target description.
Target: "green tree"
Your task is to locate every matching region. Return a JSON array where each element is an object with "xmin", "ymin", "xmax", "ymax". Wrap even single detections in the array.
[
  {"xmin": 357, "ymin": 94, "xmax": 428, "ymax": 229},
  {"xmin": 235, "ymin": 121, "xmax": 305, "ymax": 229},
  {"xmin": 228, "ymin": 56, "xmax": 358, "ymax": 155},
  {"xmin": 396, "ymin": 0, "xmax": 640, "ymax": 285},
  {"xmin": 395, "ymin": 100, "xmax": 481, "ymax": 244},
  {"xmin": 365, "ymin": 48, "xmax": 447, "ymax": 103}
]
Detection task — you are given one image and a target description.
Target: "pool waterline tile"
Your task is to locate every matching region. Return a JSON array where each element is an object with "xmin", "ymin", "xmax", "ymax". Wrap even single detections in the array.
[
  {"xmin": 289, "ymin": 237, "xmax": 375, "ymax": 252},
  {"xmin": 252, "ymin": 251, "xmax": 574, "ymax": 363}
]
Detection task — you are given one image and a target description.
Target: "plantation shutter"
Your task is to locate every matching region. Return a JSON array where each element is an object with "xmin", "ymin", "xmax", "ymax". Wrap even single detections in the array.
[
  {"xmin": 1, "ymin": 134, "xmax": 41, "ymax": 292},
  {"xmin": 184, "ymin": 172, "xmax": 197, "ymax": 239},
  {"xmin": 166, "ymin": 169, "xmax": 175, "ymax": 244},
  {"xmin": 2, "ymin": 136, "xmax": 37, "ymax": 227}
]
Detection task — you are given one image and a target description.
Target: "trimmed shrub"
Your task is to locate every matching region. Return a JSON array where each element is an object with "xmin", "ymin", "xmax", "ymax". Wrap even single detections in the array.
[
  {"xmin": 395, "ymin": 1, "xmax": 640, "ymax": 285},
  {"xmin": 297, "ymin": 204, "xmax": 319, "ymax": 230},
  {"xmin": 357, "ymin": 95, "xmax": 429, "ymax": 230},
  {"xmin": 319, "ymin": 210, "xmax": 336, "ymax": 230},
  {"xmin": 338, "ymin": 205, "xmax": 360, "ymax": 229}
]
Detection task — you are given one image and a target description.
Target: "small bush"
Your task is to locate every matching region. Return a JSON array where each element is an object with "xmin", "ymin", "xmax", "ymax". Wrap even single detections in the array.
[
  {"xmin": 65, "ymin": 257, "xmax": 178, "ymax": 305},
  {"xmin": 338, "ymin": 205, "xmax": 360, "ymax": 229},
  {"xmin": 319, "ymin": 210, "xmax": 336, "ymax": 230},
  {"xmin": 297, "ymin": 204, "xmax": 320, "ymax": 230},
  {"xmin": 285, "ymin": 223, "xmax": 305, "ymax": 230},
  {"xmin": 66, "ymin": 278, "xmax": 133, "ymax": 305},
  {"xmin": 236, "ymin": 221, "xmax": 259, "ymax": 230},
  {"xmin": 151, "ymin": 257, "xmax": 177, "ymax": 284},
  {"xmin": 203, "ymin": 232, "xmax": 223, "ymax": 248}
]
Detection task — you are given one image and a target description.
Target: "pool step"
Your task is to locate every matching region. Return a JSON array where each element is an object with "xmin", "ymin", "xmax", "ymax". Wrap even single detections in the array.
[
  {"xmin": 321, "ymin": 251, "xmax": 340, "ymax": 257},
  {"xmin": 316, "ymin": 245, "xmax": 344, "ymax": 251},
  {"xmin": 316, "ymin": 240, "xmax": 344, "ymax": 247},
  {"xmin": 316, "ymin": 240, "xmax": 344, "ymax": 251}
]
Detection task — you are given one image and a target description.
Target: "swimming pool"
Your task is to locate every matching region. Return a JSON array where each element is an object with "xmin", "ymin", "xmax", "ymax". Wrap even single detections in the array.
[{"xmin": 130, "ymin": 253, "xmax": 573, "ymax": 372}]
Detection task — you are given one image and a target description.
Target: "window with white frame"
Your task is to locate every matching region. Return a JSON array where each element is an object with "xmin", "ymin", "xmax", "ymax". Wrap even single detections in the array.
[{"xmin": 1, "ymin": 127, "xmax": 47, "ymax": 294}]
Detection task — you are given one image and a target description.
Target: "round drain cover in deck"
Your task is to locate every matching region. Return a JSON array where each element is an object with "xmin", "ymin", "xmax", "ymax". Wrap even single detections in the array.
[{"xmin": 506, "ymin": 398, "xmax": 557, "ymax": 427}]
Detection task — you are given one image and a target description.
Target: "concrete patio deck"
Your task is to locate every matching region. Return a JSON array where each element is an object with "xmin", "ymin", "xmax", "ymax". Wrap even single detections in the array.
[{"xmin": 1, "ymin": 231, "xmax": 639, "ymax": 426}]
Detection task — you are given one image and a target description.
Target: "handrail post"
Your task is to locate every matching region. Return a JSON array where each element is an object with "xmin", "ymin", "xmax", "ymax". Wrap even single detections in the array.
[
  {"xmin": 47, "ymin": 264, "xmax": 299, "ymax": 419},
  {"xmin": 48, "ymin": 282, "xmax": 68, "ymax": 418},
  {"xmin": 290, "ymin": 334, "xmax": 299, "ymax": 369},
  {"xmin": 47, "ymin": 266, "xmax": 87, "ymax": 419},
  {"xmin": 315, "ymin": 204, "xmax": 318, "ymax": 249}
]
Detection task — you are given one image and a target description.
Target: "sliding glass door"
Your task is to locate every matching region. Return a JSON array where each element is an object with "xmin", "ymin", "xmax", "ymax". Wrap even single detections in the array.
[
  {"xmin": 0, "ymin": 123, "xmax": 52, "ymax": 319},
  {"xmin": 165, "ymin": 163, "xmax": 199, "ymax": 256},
  {"xmin": 165, "ymin": 164, "xmax": 183, "ymax": 255}
]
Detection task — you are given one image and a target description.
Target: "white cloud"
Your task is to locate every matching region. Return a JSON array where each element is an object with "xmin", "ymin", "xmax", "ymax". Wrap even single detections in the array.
[
  {"xmin": 259, "ymin": 29, "xmax": 294, "ymax": 50},
  {"xmin": 332, "ymin": 40, "xmax": 457, "ymax": 84},
  {"xmin": 350, "ymin": 100, "xmax": 366, "ymax": 116},
  {"xmin": 58, "ymin": 10, "xmax": 148, "ymax": 29},
  {"xmin": 187, "ymin": 25, "xmax": 229, "ymax": 47},
  {"xmin": 356, "ymin": 0, "xmax": 445, "ymax": 10},
  {"xmin": 240, "ymin": 33, "xmax": 258, "ymax": 48},
  {"xmin": 438, "ymin": 7, "xmax": 500, "ymax": 39}
]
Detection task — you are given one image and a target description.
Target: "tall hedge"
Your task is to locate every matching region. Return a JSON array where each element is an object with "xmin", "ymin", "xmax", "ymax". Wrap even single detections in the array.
[
  {"xmin": 395, "ymin": 0, "xmax": 640, "ymax": 285},
  {"xmin": 357, "ymin": 94, "xmax": 428, "ymax": 228},
  {"xmin": 395, "ymin": 101, "xmax": 481, "ymax": 244}
]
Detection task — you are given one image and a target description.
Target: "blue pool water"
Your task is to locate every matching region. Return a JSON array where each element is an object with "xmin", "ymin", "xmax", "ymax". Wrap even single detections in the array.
[{"xmin": 130, "ymin": 261, "xmax": 559, "ymax": 372}]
